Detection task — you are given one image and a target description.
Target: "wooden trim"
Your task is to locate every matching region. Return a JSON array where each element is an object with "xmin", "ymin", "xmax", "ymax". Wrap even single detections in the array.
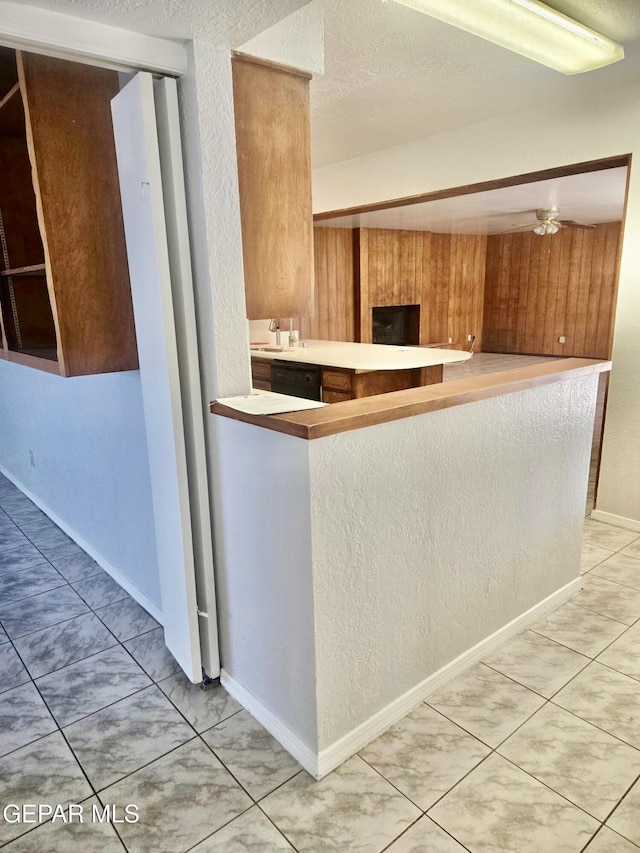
[
  {"xmin": 0, "ymin": 346, "xmax": 60, "ymax": 374},
  {"xmin": 211, "ymin": 358, "xmax": 611, "ymax": 440},
  {"xmin": 313, "ymin": 156, "xmax": 631, "ymax": 222},
  {"xmin": 0, "ymin": 263, "xmax": 46, "ymax": 276},
  {"xmin": 0, "ymin": 81, "xmax": 19, "ymax": 111},
  {"xmin": 606, "ymin": 153, "xmax": 632, "ymax": 359},
  {"xmin": 357, "ymin": 228, "xmax": 369, "ymax": 342},
  {"xmin": 352, "ymin": 228, "xmax": 361, "ymax": 342},
  {"xmin": 0, "ymin": 290, "xmax": 7, "ymax": 352},
  {"xmin": 592, "ymin": 372, "xmax": 609, "ymax": 509},
  {"xmin": 231, "ymin": 51, "xmax": 313, "ymax": 81}
]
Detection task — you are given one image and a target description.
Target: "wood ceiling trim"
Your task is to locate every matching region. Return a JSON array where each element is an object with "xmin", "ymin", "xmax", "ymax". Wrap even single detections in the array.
[{"xmin": 313, "ymin": 155, "xmax": 631, "ymax": 222}]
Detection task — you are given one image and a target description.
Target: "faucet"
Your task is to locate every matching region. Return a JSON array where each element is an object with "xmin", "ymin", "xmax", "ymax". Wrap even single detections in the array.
[
  {"xmin": 288, "ymin": 317, "xmax": 297, "ymax": 347},
  {"xmin": 269, "ymin": 319, "xmax": 281, "ymax": 347}
]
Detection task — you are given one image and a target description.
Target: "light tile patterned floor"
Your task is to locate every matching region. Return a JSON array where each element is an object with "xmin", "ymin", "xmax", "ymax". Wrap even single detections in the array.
[{"xmin": 1, "ymin": 473, "xmax": 640, "ymax": 852}]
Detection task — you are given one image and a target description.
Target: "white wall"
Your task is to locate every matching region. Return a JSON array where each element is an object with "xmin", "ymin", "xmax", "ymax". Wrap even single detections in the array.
[
  {"xmin": 238, "ymin": 0, "xmax": 324, "ymax": 75},
  {"xmin": 312, "ymin": 78, "xmax": 640, "ymax": 526},
  {"xmin": 212, "ymin": 370, "xmax": 598, "ymax": 774},
  {"xmin": 0, "ymin": 359, "xmax": 161, "ymax": 607},
  {"xmin": 309, "ymin": 375, "xmax": 596, "ymax": 749},
  {"xmin": 212, "ymin": 416, "xmax": 318, "ymax": 748},
  {"xmin": 178, "ymin": 40, "xmax": 251, "ymax": 402}
]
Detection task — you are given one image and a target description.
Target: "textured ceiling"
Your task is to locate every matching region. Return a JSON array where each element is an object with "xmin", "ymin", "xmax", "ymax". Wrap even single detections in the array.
[
  {"xmin": 12, "ymin": 0, "xmax": 640, "ymax": 194},
  {"xmin": 14, "ymin": 0, "xmax": 640, "ymax": 169},
  {"xmin": 310, "ymin": 0, "xmax": 640, "ymax": 167},
  {"xmin": 316, "ymin": 167, "xmax": 628, "ymax": 234},
  {"xmin": 9, "ymin": 0, "xmax": 311, "ymax": 46}
]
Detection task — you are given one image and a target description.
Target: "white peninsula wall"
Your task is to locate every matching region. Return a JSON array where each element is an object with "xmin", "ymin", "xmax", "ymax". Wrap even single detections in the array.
[{"xmin": 211, "ymin": 364, "xmax": 603, "ymax": 778}]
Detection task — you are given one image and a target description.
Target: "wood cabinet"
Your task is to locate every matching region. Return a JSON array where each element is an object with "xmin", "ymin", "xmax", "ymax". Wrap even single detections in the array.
[
  {"xmin": 321, "ymin": 364, "xmax": 443, "ymax": 403},
  {"xmin": 0, "ymin": 48, "xmax": 137, "ymax": 376},
  {"xmin": 232, "ymin": 53, "xmax": 314, "ymax": 321},
  {"xmin": 251, "ymin": 354, "xmax": 443, "ymax": 402},
  {"xmin": 251, "ymin": 357, "xmax": 272, "ymax": 391}
]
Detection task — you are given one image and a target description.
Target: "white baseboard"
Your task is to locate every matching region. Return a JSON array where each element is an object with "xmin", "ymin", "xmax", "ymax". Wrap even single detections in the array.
[
  {"xmin": 0, "ymin": 465, "xmax": 163, "ymax": 624},
  {"xmin": 220, "ymin": 670, "xmax": 320, "ymax": 777},
  {"xmin": 222, "ymin": 577, "xmax": 582, "ymax": 780},
  {"xmin": 590, "ymin": 509, "xmax": 640, "ymax": 532}
]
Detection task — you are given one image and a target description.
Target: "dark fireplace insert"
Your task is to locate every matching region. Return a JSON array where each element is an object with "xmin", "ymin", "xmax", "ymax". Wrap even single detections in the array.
[{"xmin": 372, "ymin": 305, "xmax": 420, "ymax": 346}]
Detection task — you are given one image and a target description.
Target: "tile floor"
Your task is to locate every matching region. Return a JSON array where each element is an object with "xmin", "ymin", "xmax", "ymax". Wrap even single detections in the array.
[{"xmin": 1, "ymin": 473, "xmax": 640, "ymax": 852}]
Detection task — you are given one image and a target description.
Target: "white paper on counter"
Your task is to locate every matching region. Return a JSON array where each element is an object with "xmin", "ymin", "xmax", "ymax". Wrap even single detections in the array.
[{"xmin": 216, "ymin": 390, "xmax": 326, "ymax": 415}]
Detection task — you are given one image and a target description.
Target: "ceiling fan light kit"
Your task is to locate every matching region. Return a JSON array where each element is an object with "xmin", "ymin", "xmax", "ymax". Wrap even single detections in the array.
[
  {"xmin": 534, "ymin": 221, "xmax": 559, "ymax": 235},
  {"xmin": 390, "ymin": 0, "xmax": 624, "ymax": 74},
  {"xmin": 517, "ymin": 207, "xmax": 596, "ymax": 235}
]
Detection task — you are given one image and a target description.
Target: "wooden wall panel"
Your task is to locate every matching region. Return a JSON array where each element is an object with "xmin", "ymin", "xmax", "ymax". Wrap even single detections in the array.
[
  {"xmin": 358, "ymin": 228, "xmax": 486, "ymax": 348},
  {"xmin": 483, "ymin": 222, "xmax": 621, "ymax": 358},
  {"xmin": 296, "ymin": 227, "xmax": 356, "ymax": 342}
]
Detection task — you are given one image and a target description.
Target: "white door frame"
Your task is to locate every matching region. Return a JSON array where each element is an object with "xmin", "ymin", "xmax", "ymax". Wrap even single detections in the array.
[
  {"xmin": 0, "ymin": 2, "xmax": 186, "ymax": 74},
  {"xmin": 0, "ymin": 12, "xmax": 220, "ymax": 679}
]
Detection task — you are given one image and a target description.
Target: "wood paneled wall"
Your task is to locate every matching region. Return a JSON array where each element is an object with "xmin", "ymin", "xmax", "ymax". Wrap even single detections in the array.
[
  {"xmin": 483, "ymin": 222, "xmax": 621, "ymax": 358},
  {"xmin": 297, "ymin": 227, "xmax": 356, "ymax": 341},
  {"xmin": 358, "ymin": 228, "xmax": 487, "ymax": 348}
]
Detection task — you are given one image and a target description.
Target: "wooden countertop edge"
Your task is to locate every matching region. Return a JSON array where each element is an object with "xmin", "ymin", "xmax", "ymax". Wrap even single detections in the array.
[{"xmin": 210, "ymin": 358, "xmax": 611, "ymax": 440}]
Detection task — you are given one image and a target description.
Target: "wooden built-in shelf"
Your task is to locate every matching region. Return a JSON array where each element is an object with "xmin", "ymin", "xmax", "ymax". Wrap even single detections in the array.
[
  {"xmin": 1, "ymin": 263, "xmax": 46, "ymax": 277},
  {"xmin": 0, "ymin": 346, "xmax": 60, "ymax": 375},
  {"xmin": 0, "ymin": 48, "xmax": 137, "ymax": 377}
]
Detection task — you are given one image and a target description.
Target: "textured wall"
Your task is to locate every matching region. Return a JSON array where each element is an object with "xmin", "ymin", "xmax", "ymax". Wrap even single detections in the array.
[
  {"xmin": 211, "ymin": 416, "xmax": 318, "ymax": 747},
  {"xmin": 239, "ymin": 0, "xmax": 324, "ymax": 75},
  {"xmin": 308, "ymin": 375, "xmax": 597, "ymax": 747},
  {"xmin": 179, "ymin": 41, "xmax": 251, "ymax": 400},
  {"xmin": 312, "ymin": 79, "xmax": 640, "ymax": 525}
]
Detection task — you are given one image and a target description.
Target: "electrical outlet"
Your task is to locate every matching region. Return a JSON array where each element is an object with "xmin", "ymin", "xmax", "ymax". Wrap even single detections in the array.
[
  {"xmin": 29, "ymin": 450, "xmax": 35, "ymax": 468},
  {"xmin": 558, "ymin": 336, "xmax": 566, "ymax": 344},
  {"xmin": 467, "ymin": 334, "xmax": 473, "ymax": 341},
  {"xmin": 448, "ymin": 337, "xmax": 453, "ymax": 344}
]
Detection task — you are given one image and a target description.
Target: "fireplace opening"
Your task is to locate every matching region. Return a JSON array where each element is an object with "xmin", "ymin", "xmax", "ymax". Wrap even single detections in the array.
[{"xmin": 372, "ymin": 305, "xmax": 420, "ymax": 346}]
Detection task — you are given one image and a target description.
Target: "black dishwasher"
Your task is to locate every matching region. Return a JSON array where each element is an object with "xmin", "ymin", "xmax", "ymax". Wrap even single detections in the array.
[{"xmin": 271, "ymin": 361, "xmax": 322, "ymax": 401}]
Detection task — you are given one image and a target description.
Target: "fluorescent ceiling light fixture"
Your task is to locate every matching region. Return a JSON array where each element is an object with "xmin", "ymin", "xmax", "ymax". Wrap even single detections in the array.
[{"xmin": 390, "ymin": 0, "xmax": 624, "ymax": 74}]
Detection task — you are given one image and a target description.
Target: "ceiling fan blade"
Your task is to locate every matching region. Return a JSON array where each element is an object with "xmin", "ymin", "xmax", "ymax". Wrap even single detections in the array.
[{"xmin": 559, "ymin": 220, "xmax": 597, "ymax": 229}]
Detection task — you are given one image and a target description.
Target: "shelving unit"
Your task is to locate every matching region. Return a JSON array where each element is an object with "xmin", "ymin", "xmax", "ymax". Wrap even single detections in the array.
[{"xmin": 0, "ymin": 46, "xmax": 137, "ymax": 376}]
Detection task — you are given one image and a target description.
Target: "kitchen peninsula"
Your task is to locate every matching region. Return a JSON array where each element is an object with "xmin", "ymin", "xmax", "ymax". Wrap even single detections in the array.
[
  {"xmin": 211, "ymin": 357, "xmax": 610, "ymax": 780},
  {"xmin": 250, "ymin": 340, "xmax": 471, "ymax": 402}
]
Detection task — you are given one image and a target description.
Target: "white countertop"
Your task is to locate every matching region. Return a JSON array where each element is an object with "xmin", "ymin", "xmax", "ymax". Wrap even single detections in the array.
[{"xmin": 249, "ymin": 340, "xmax": 471, "ymax": 372}]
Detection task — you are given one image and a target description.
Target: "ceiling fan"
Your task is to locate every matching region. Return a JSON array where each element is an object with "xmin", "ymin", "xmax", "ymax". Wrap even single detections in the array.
[{"xmin": 510, "ymin": 207, "xmax": 597, "ymax": 236}]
